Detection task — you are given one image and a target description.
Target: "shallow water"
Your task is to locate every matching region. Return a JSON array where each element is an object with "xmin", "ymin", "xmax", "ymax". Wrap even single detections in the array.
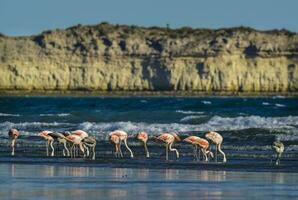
[
  {"xmin": 0, "ymin": 163, "xmax": 297, "ymax": 200},
  {"xmin": 1, "ymin": 96, "xmax": 298, "ymax": 199},
  {"xmin": 0, "ymin": 96, "xmax": 298, "ymax": 158}
]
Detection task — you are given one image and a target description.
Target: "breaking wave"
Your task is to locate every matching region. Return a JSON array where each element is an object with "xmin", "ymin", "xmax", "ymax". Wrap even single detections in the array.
[
  {"xmin": 78, "ymin": 115, "xmax": 298, "ymax": 135},
  {"xmin": 0, "ymin": 116, "xmax": 297, "ymax": 138},
  {"xmin": 176, "ymin": 110, "xmax": 204, "ymax": 115},
  {"xmin": 39, "ymin": 113, "xmax": 70, "ymax": 117},
  {"xmin": 180, "ymin": 115, "xmax": 205, "ymax": 122},
  {"xmin": 201, "ymin": 101, "xmax": 212, "ymax": 105},
  {"xmin": 275, "ymin": 104, "xmax": 286, "ymax": 107},
  {"xmin": 0, "ymin": 121, "xmax": 73, "ymax": 135},
  {"xmin": 0, "ymin": 113, "xmax": 20, "ymax": 117}
]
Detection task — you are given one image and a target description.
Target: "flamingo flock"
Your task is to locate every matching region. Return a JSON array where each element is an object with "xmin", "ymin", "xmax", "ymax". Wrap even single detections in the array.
[{"xmin": 6, "ymin": 128, "xmax": 285, "ymax": 165}]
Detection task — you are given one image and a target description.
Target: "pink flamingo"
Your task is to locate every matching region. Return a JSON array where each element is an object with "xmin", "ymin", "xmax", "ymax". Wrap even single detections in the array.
[
  {"xmin": 63, "ymin": 132, "xmax": 85, "ymax": 158},
  {"xmin": 8, "ymin": 129, "xmax": 20, "ymax": 156},
  {"xmin": 38, "ymin": 131, "xmax": 55, "ymax": 156},
  {"xmin": 64, "ymin": 130, "xmax": 88, "ymax": 156},
  {"xmin": 205, "ymin": 131, "xmax": 227, "ymax": 163},
  {"xmin": 136, "ymin": 132, "xmax": 150, "ymax": 158},
  {"xmin": 109, "ymin": 130, "xmax": 134, "ymax": 158},
  {"xmin": 71, "ymin": 130, "xmax": 89, "ymax": 139},
  {"xmin": 156, "ymin": 133, "xmax": 181, "ymax": 160},
  {"xmin": 183, "ymin": 136, "xmax": 214, "ymax": 162},
  {"xmin": 38, "ymin": 131, "xmax": 70, "ymax": 156}
]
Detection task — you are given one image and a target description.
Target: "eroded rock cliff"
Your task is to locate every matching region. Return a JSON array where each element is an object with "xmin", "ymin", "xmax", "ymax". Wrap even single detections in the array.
[{"xmin": 0, "ymin": 23, "xmax": 297, "ymax": 93}]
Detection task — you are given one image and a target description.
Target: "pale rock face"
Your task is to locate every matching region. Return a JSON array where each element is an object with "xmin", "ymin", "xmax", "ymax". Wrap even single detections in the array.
[{"xmin": 0, "ymin": 23, "xmax": 297, "ymax": 92}]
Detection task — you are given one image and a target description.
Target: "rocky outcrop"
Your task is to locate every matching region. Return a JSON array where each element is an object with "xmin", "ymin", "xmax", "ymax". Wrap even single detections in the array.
[{"xmin": 0, "ymin": 23, "xmax": 297, "ymax": 93}]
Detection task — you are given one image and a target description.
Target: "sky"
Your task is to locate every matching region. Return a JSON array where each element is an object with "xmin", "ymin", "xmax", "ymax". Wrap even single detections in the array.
[{"xmin": 0, "ymin": 0, "xmax": 297, "ymax": 36}]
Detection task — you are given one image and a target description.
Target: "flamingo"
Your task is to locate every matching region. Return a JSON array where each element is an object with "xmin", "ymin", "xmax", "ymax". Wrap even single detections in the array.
[
  {"xmin": 63, "ymin": 133, "xmax": 85, "ymax": 158},
  {"xmin": 67, "ymin": 130, "xmax": 89, "ymax": 156},
  {"xmin": 156, "ymin": 133, "xmax": 181, "ymax": 160},
  {"xmin": 47, "ymin": 132, "xmax": 70, "ymax": 156},
  {"xmin": 38, "ymin": 131, "xmax": 55, "ymax": 156},
  {"xmin": 8, "ymin": 129, "xmax": 20, "ymax": 156},
  {"xmin": 183, "ymin": 136, "xmax": 214, "ymax": 162},
  {"xmin": 71, "ymin": 130, "xmax": 89, "ymax": 138},
  {"xmin": 38, "ymin": 131, "xmax": 70, "ymax": 157},
  {"xmin": 205, "ymin": 131, "xmax": 227, "ymax": 163},
  {"xmin": 272, "ymin": 141, "xmax": 284, "ymax": 166},
  {"xmin": 109, "ymin": 130, "xmax": 134, "ymax": 158},
  {"xmin": 136, "ymin": 132, "xmax": 150, "ymax": 158},
  {"xmin": 81, "ymin": 136, "xmax": 97, "ymax": 160}
]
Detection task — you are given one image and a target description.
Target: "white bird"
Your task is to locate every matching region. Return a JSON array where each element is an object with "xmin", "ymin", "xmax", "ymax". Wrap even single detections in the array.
[{"xmin": 272, "ymin": 141, "xmax": 284, "ymax": 166}]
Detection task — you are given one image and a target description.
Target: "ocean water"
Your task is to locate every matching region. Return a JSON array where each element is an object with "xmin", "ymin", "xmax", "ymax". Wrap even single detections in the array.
[
  {"xmin": 0, "ymin": 96, "xmax": 298, "ymax": 199},
  {"xmin": 0, "ymin": 96, "xmax": 298, "ymax": 156}
]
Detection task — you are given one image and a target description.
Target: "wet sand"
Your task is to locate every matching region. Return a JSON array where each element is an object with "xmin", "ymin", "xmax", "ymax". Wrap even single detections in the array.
[{"xmin": 1, "ymin": 163, "xmax": 297, "ymax": 200}]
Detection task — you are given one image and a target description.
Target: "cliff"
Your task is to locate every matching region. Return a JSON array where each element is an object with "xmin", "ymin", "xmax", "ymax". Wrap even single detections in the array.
[{"xmin": 0, "ymin": 23, "xmax": 298, "ymax": 94}]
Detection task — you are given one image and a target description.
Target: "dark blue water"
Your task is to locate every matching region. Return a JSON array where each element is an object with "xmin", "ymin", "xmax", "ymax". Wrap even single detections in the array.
[
  {"xmin": 1, "ymin": 96, "xmax": 298, "ymax": 200},
  {"xmin": 0, "ymin": 96, "xmax": 298, "ymax": 156}
]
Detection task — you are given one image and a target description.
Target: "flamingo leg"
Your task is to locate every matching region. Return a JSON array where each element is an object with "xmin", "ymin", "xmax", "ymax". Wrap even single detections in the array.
[
  {"xmin": 215, "ymin": 145, "xmax": 218, "ymax": 162},
  {"xmin": 92, "ymin": 145, "xmax": 96, "ymax": 160},
  {"xmin": 166, "ymin": 144, "xmax": 169, "ymax": 161},
  {"xmin": 114, "ymin": 143, "xmax": 119, "ymax": 158},
  {"xmin": 276, "ymin": 152, "xmax": 282, "ymax": 166},
  {"xmin": 70, "ymin": 144, "xmax": 75, "ymax": 158},
  {"xmin": 193, "ymin": 145, "xmax": 198, "ymax": 161},
  {"xmin": 75, "ymin": 144, "xmax": 78, "ymax": 157},
  {"xmin": 63, "ymin": 141, "xmax": 70, "ymax": 157},
  {"xmin": 124, "ymin": 138, "xmax": 134, "ymax": 158},
  {"xmin": 169, "ymin": 142, "xmax": 179, "ymax": 159},
  {"xmin": 202, "ymin": 149, "xmax": 208, "ymax": 162},
  {"xmin": 83, "ymin": 144, "xmax": 89, "ymax": 158},
  {"xmin": 218, "ymin": 143, "xmax": 226, "ymax": 163},
  {"xmin": 118, "ymin": 143, "xmax": 123, "ymax": 158},
  {"xmin": 79, "ymin": 143, "xmax": 85, "ymax": 156},
  {"xmin": 144, "ymin": 142, "xmax": 150, "ymax": 158},
  {"xmin": 11, "ymin": 139, "xmax": 16, "ymax": 156},
  {"xmin": 86, "ymin": 145, "xmax": 90, "ymax": 157},
  {"xmin": 46, "ymin": 140, "xmax": 49, "ymax": 156},
  {"xmin": 50, "ymin": 140, "xmax": 55, "ymax": 157}
]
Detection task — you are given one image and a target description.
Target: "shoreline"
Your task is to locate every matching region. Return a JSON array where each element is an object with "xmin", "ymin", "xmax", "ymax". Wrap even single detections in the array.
[
  {"xmin": 1, "ymin": 90, "xmax": 298, "ymax": 97},
  {"xmin": 1, "ymin": 156, "xmax": 298, "ymax": 173}
]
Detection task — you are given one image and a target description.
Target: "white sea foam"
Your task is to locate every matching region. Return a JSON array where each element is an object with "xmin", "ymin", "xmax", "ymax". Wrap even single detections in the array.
[
  {"xmin": 1, "ymin": 116, "xmax": 297, "ymax": 138},
  {"xmin": 175, "ymin": 110, "xmax": 204, "ymax": 115},
  {"xmin": 0, "ymin": 121, "xmax": 73, "ymax": 134},
  {"xmin": 201, "ymin": 101, "xmax": 212, "ymax": 105},
  {"xmin": 77, "ymin": 115, "xmax": 298, "ymax": 136},
  {"xmin": 39, "ymin": 113, "xmax": 70, "ymax": 117},
  {"xmin": 262, "ymin": 102, "xmax": 270, "ymax": 106},
  {"xmin": 0, "ymin": 113, "xmax": 20, "ymax": 117},
  {"xmin": 180, "ymin": 115, "xmax": 205, "ymax": 122},
  {"xmin": 272, "ymin": 96, "xmax": 286, "ymax": 99},
  {"xmin": 275, "ymin": 104, "xmax": 286, "ymax": 107}
]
